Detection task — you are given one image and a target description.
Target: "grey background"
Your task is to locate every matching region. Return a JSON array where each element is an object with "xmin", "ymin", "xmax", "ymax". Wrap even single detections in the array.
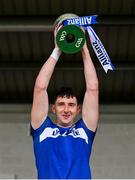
[{"xmin": 0, "ymin": 104, "xmax": 134, "ymax": 179}]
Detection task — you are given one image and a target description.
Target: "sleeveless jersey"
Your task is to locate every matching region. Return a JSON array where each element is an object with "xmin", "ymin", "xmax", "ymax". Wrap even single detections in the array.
[{"xmin": 31, "ymin": 116, "xmax": 96, "ymax": 179}]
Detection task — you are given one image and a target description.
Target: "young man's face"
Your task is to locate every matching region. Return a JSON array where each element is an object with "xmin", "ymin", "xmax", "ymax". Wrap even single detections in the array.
[{"xmin": 52, "ymin": 95, "xmax": 80, "ymax": 127}]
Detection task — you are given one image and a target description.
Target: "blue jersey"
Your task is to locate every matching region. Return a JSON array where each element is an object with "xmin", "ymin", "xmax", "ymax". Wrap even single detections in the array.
[{"xmin": 31, "ymin": 116, "xmax": 96, "ymax": 179}]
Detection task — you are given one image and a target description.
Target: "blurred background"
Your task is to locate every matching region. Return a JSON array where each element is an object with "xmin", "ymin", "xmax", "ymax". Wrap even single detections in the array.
[{"xmin": 0, "ymin": 0, "xmax": 135, "ymax": 179}]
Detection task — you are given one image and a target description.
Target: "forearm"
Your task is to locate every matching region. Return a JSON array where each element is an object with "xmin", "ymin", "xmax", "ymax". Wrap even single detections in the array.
[
  {"xmin": 82, "ymin": 45, "xmax": 98, "ymax": 90},
  {"xmin": 35, "ymin": 48, "xmax": 61, "ymax": 89}
]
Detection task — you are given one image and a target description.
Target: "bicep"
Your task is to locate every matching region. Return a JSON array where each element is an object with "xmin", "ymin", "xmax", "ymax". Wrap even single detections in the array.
[
  {"xmin": 31, "ymin": 86, "xmax": 49, "ymax": 129},
  {"xmin": 82, "ymin": 89, "xmax": 99, "ymax": 132}
]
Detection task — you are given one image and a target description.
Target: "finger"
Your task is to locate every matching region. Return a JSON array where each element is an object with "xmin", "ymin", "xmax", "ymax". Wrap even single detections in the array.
[{"xmin": 54, "ymin": 24, "xmax": 63, "ymax": 37}]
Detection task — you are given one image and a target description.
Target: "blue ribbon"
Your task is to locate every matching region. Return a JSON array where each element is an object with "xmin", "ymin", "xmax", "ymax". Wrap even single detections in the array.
[
  {"xmin": 63, "ymin": 15, "xmax": 98, "ymax": 26},
  {"xmin": 62, "ymin": 15, "xmax": 115, "ymax": 73}
]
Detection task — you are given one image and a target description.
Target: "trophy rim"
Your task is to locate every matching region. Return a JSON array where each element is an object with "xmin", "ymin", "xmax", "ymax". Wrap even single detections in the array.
[{"xmin": 53, "ymin": 13, "xmax": 79, "ymax": 28}]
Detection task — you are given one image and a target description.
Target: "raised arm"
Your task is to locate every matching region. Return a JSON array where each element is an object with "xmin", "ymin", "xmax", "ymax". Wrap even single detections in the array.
[
  {"xmin": 31, "ymin": 32, "xmax": 61, "ymax": 129},
  {"xmin": 81, "ymin": 43, "xmax": 99, "ymax": 132}
]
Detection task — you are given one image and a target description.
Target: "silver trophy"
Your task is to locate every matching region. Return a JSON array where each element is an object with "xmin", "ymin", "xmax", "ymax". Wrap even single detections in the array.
[{"xmin": 54, "ymin": 13, "xmax": 85, "ymax": 54}]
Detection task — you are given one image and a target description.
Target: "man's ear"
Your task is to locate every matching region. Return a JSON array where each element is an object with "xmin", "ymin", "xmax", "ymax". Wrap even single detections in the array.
[
  {"xmin": 51, "ymin": 104, "xmax": 56, "ymax": 114},
  {"xmin": 77, "ymin": 105, "xmax": 81, "ymax": 114}
]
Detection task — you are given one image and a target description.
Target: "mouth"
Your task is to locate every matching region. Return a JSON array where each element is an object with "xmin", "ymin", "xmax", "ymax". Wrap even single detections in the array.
[{"xmin": 62, "ymin": 114, "xmax": 71, "ymax": 119}]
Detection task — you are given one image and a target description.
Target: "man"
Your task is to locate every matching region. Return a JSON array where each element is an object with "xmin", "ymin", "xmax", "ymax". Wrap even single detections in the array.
[{"xmin": 31, "ymin": 27, "xmax": 99, "ymax": 179}]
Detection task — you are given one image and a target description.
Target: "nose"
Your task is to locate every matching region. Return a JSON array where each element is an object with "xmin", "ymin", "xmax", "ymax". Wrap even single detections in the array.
[{"xmin": 64, "ymin": 105, "xmax": 69, "ymax": 113}]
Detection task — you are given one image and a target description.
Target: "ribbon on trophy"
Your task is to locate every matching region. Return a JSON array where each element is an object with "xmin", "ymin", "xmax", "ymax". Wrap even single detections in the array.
[{"xmin": 63, "ymin": 15, "xmax": 115, "ymax": 73}]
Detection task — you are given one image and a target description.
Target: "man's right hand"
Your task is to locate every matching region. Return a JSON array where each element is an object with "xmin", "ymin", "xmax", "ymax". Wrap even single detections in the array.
[{"xmin": 54, "ymin": 24, "xmax": 63, "ymax": 48}]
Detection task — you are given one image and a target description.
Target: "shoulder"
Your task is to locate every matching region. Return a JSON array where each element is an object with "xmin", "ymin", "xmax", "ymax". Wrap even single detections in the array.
[
  {"xmin": 30, "ymin": 116, "xmax": 52, "ymax": 138},
  {"xmin": 75, "ymin": 118, "xmax": 97, "ymax": 139}
]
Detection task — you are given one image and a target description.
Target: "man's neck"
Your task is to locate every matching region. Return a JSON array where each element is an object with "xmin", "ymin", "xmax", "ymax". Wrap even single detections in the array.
[{"xmin": 54, "ymin": 120, "xmax": 73, "ymax": 128}]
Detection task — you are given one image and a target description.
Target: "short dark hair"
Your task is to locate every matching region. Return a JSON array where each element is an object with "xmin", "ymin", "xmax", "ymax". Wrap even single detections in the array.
[{"xmin": 53, "ymin": 87, "xmax": 80, "ymax": 104}]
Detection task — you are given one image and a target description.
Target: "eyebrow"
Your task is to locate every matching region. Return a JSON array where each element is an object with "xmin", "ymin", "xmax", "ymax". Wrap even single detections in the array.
[
  {"xmin": 68, "ymin": 103, "xmax": 76, "ymax": 105},
  {"xmin": 57, "ymin": 102, "xmax": 76, "ymax": 105},
  {"xmin": 57, "ymin": 102, "xmax": 64, "ymax": 104}
]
